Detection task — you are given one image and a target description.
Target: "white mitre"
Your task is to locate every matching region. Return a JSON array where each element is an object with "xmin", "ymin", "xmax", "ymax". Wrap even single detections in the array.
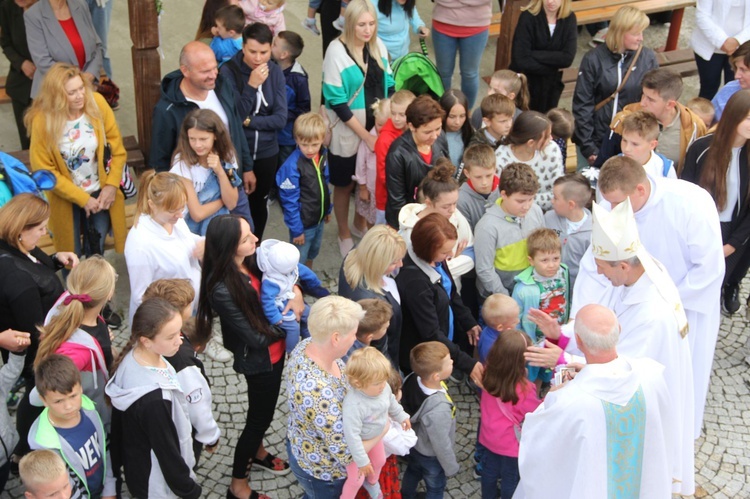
[{"xmin": 592, "ymin": 198, "xmax": 689, "ymax": 337}]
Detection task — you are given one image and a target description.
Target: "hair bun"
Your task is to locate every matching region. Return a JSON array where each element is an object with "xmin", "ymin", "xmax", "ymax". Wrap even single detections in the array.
[{"xmin": 429, "ymin": 158, "xmax": 457, "ymax": 183}]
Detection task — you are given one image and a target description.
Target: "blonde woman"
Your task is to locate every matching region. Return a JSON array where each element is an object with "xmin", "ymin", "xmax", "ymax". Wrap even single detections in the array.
[
  {"xmin": 510, "ymin": 0, "xmax": 578, "ymax": 113},
  {"xmin": 572, "ymin": 5, "xmax": 658, "ymax": 168},
  {"xmin": 322, "ymin": 0, "xmax": 394, "ymax": 256},
  {"xmin": 286, "ymin": 296, "xmax": 366, "ymax": 496},
  {"xmin": 339, "ymin": 224, "xmax": 406, "ymax": 364},
  {"xmin": 25, "ymin": 62, "xmax": 127, "ymax": 257}
]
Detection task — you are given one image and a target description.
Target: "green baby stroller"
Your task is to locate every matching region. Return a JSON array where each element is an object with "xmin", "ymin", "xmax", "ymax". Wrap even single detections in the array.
[{"xmin": 391, "ymin": 39, "xmax": 445, "ymax": 99}]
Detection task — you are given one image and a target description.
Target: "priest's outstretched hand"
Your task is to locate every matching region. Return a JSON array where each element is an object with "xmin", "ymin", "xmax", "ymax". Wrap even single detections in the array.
[
  {"xmin": 524, "ymin": 340, "xmax": 563, "ymax": 369},
  {"xmin": 527, "ymin": 308, "xmax": 561, "ymax": 340}
]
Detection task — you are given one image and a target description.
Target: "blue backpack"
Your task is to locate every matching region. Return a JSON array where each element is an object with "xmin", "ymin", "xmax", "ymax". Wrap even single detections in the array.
[{"xmin": 0, "ymin": 151, "xmax": 56, "ymax": 207}]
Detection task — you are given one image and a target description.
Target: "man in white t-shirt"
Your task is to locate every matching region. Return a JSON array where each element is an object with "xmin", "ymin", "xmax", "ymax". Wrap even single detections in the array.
[{"xmin": 150, "ymin": 41, "xmax": 256, "ymax": 194}]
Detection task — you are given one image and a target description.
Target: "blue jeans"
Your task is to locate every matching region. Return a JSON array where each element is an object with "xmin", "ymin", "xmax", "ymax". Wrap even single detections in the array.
[
  {"xmin": 432, "ymin": 27, "xmax": 489, "ymax": 108},
  {"xmin": 293, "ymin": 221, "xmax": 325, "ymax": 263},
  {"xmin": 401, "ymin": 449, "xmax": 447, "ymax": 499},
  {"xmin": 287, "ymin": 439, "xmax": 346, "ymax": 498},
  {"xmin": 279, "ymin": 303, "xmax": 311, "ymax": 353},
  {"xmin": 72, "ymin": 196, "xmax": 112, "ymax": 256},
  {"xmin": 86, "ymin": 0, "xmax": 113, "ymax": 77},
  {"xmin": 480, "ymin": 451, "xmax": 519, "ymax": 499}
]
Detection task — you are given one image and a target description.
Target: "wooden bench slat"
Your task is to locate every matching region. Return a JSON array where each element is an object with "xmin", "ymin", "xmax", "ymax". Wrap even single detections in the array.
[
  {"xmin": 0, "ymin": 87, "xmax": 10, "ymax": 105},
  {"xmin": 7, "ymin": 135, "xmax": 145, "ymax": 171}
]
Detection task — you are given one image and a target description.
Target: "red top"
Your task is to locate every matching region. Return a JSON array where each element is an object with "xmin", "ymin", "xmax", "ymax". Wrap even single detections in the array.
[
  {"xmin": 419, "ymin": 150, "xmax": 432, "ymax": 164},
  {"xmin": 58, "ymin": 18, "xmax": 86, "ymax": 69},
  {"xmin": 248, "ymin": 272, "xmax": 285, "ymax": 364},
  {"xmin": 433, "ymin": 20, "xmax": 487, "ymax": 39},
  {"xmin": 374, "ymin": 119, "xmax": 405, "ymax": 210}
]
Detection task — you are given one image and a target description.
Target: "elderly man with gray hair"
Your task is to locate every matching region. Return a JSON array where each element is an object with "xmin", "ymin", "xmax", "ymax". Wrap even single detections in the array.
[{"xmin": 514, "ymin": 304, "xmax": 675, "ymax": 499}]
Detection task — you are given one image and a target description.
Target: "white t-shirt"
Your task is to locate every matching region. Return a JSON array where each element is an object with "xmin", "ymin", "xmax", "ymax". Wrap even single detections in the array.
[
  {"xmin": 59, "ymin": 114, "xmax": 100, "ymax": 193},
  {"xmin": 170, "ymin": 156, "xmax": 211, "ymax": 195},
  {"xmin": 185, "ymin": 90, "xmax": 229, "ymax": 130}
]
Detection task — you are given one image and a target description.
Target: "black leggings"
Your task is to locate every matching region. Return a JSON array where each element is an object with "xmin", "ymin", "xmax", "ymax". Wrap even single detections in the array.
[
  {"xmin": 247, "ymin": 155, "xmax": 278, "ymax": 240},
  {"xmin": 232, "ymin": 357, "xmax": 285, "ymax": 479},
  {"xmin": 13, "ymin": 377, "xmax": 43, "ymax": 458}
]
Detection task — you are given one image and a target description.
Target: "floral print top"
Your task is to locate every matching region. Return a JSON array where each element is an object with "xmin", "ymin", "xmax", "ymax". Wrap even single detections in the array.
[
  {"xmin": 286, "ymin": 338, "xmax": 351, "ymax": 480},
  {"xmin": 59, "ymin": 114, "xmax": 100, "ymax": 194}
]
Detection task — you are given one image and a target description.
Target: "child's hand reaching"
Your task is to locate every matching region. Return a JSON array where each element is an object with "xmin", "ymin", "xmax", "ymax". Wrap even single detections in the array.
[
  {"xmin": 293, "ymin": 234, "xmax": 306, "ymax": 246},
  {"xmin": 401, "ymin": 418, "xmax": 411, "ymax": 431},
  {"xmin": 358, "ymin": 463, "xmax": 374, "ymax": 478}
]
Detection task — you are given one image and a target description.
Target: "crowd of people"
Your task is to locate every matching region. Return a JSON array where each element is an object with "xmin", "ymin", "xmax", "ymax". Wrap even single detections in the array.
[{"xmin": 0, "ymin": 0, "xmax": 748, "ymax": 497}]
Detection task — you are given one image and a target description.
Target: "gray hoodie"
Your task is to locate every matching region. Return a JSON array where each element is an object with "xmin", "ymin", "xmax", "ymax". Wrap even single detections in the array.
[
  {"xmin": 457, "ymin": 182, "xmax": 500, "ymax": 231},
  {"xmin": 544, "ymin": 209, "xmax": 592, "ymax": 289},
  {"xmin": 474, "ymin": 199, "xmax": 545, "ymax": 298}
]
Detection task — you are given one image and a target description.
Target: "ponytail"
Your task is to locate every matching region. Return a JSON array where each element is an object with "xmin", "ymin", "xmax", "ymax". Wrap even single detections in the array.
[{"xmin": 134, "ymin": 171, "xmax": 187, "ymax": 225}]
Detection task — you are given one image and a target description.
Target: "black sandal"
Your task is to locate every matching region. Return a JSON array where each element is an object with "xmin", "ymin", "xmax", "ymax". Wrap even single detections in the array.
[{"xmin": 253, "ymin": 452, "xmax": 291, "ymax": 476}]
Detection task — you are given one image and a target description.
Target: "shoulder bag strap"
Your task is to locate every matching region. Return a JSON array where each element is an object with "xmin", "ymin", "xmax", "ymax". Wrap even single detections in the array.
[{"xmin": 594, "ymin": 44, "xmax": 643, "ymax": 113}]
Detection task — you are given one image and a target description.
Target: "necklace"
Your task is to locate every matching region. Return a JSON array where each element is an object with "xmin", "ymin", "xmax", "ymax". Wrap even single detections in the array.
[{"xmin": 133, "ymin": 348, "xmax": 162, "ymax": 368}]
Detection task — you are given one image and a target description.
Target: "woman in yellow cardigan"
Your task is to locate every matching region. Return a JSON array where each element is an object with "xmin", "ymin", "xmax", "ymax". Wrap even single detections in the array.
[{"xmin": 24, "ymin": 62, "xmax": 126, "ymax": 255}]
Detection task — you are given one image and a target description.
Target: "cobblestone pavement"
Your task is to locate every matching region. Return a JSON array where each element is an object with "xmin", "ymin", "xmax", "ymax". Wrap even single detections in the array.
[{"xmin": 4, "ymin": 266, "xmax": 750, "ymax": 498}]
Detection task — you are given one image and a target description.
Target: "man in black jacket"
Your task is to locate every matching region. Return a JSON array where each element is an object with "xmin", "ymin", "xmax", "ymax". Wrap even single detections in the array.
[{"xmin": 149, "ymin": 41, "xmax": 256, "ymax": 194}]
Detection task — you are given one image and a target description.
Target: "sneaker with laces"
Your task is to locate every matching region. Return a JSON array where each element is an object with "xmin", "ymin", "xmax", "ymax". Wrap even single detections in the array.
[
  {"xmin": 302, "ymin": 17, "xmax": 320, "ymax": 36},
  {"xmin": 332, "ymin": 16, "xmax": 345, "ymax": 31},
  {"xmin": 204, "ymin": 337, "xmax": 233, "ymax": 363}
]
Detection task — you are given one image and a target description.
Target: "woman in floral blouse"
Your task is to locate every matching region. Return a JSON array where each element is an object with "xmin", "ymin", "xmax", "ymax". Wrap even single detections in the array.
[{"xmin": 286, "ymin": 296, "xmax": 366, "ymax": 496}]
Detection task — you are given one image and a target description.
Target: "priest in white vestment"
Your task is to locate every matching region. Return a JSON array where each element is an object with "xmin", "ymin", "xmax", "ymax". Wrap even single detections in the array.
[
  {"xmin": 515, "ymin": 305, "xmax": 674, "ymax": 499},
  {"xmin": 574, "ymin": 156, "xmax": 724, "ymax": 439},
  {"xmin": 527, "ymin": 198, "xmax": 695, "ymax": 495}
]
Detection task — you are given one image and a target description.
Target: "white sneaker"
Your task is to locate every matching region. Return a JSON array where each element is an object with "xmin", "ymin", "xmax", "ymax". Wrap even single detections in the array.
[
  {"xmin": 332, "ymin": 16, "xmax": 345, "ymax": 31},
  {"xmin": 204, "ymin": 337, "xmax": 232, "ymax": 363},
  {"xmin": 302, "ymin": 17, "xmax": 320, "ymax": 36}
]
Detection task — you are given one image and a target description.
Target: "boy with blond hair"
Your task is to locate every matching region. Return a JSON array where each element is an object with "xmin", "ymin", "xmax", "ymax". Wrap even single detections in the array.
[
  {"xmin": 545, "ymin": 173, "xmax": 592, "ymax": 288},
  {"xmin": 19, "ymin": 450, "xmax": 72, "ymax": 499},
  {"xmin": 474, "ymin": 163, "xmax": 544, "ymax": 298},
  {"xmin": 476, "ymin": 294, "xmax": 521, "ymax": 363},
  {"xmin": 375, "ymin": 90, "xmax": 417, "ymax": 223},
  {"xmin": 620, "ymin": 111, "xmax": 677, "ymax": 179},
  {"xmin": 457, "ymin": 143, "xmax": 501, "ymax": 231},
  {"xmin": 276, "ymin": 112, "xmax": 332, "ymax": 266},
  {"xmin": 686, "ymin": 97, "xmax": 715, "ymax": 129},
  {"xmin": 401, "ymin": 342, "xmax": 457, "ymax": 498}
]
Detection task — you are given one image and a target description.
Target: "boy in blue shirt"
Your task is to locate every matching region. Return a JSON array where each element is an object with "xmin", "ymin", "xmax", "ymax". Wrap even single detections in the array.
[
  {"xmin": 29, "ymin": 355, "xmax": 114, "ymax": 499},
  {"xmin": 476, "ymin": 293, "xmax": 521, "ymax": 364},
  {"xmin": 276, "ymin": 112, "xmax": 331, "ymax": 268},
  {"xmin": 210, "ymin": 5, "xmax": 244, "ymax": 65}
]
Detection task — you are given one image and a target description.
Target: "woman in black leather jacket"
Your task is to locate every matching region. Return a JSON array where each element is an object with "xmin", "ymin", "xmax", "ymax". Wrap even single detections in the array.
[
  {"xmin": 385, "ymin": 95, "xmax": 449, "ymax": 228},
  {"xmin": 572, "ymin": 5, "xmax": 658, "ymax": 168},
  {"xmin": 0, "ymin": 194, "xmax": 77, "ymax": 461},
  {"xmin": 197, "ymin": 215, "xmax": 303, "ymax": 499}
]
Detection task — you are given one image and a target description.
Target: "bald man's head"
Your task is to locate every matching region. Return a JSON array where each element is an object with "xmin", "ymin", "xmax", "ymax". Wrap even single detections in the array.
[
  {"xmin": 574, "ymin": 304, "xmax": 620, "ymax": 357},
  {"xmin": 179, "ymin": 41, "xmax": 218, "ymax": 93}
]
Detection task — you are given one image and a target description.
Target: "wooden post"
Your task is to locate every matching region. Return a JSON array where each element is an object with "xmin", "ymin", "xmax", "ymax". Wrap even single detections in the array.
[
  {"xmin": 494, "ymin": 0, "xmax": 525, "ymax": 71},
  {"xmin": 128, "ymin": 0, "xmax": 161, "ymax": 167},
  {"xmin": 665, "ymin": 8, "xmax": 684, "ymax": 52}
]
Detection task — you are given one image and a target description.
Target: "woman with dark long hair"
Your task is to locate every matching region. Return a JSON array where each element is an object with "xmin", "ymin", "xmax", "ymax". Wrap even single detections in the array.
[
  {"xmin": 197, "ymin": 215, "xmax": 303, "ymax": 499},
  {"xmin": 374, "ymin": 0, "xmax": 429, "ymax": 60},
  {"xmin": 682, "ymin": 89, "xmax": 750, "ymax": 316}
]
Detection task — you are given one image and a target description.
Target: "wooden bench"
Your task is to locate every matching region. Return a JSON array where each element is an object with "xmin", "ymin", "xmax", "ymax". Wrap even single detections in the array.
[
  {"xmin": 491, "ymin": 0, "xmax": 696, "ymax": 70},
  {"xmin": 7, "ymin": 135, "xmax": 144, "ymax": 255}
]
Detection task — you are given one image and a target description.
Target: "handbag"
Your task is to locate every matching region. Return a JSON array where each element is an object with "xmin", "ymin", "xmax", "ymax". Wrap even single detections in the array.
[
  {"xmin": 323, "ymin": 57, "xmax": 369, "ymax": 147},
  {"xmin": 97, "ymin": 77, "xmax": 120, "ymax": 110},
  {"xmin": 497, "ymin": 397, "xmax": 524, "ymax": 442},
  {"xmin": 102, "ymin": 141, "xmax": 137, "ymax": 199}
]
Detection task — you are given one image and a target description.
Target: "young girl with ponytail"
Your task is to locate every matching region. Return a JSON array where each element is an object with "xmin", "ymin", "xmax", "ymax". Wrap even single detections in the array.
[
  {"xmin": 106, "ymin": 298, "xmax": 202, "ymax": 499},
  {"xmin": 34, "ymin": 256, "xmax": 117, "ymax": 429}
]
